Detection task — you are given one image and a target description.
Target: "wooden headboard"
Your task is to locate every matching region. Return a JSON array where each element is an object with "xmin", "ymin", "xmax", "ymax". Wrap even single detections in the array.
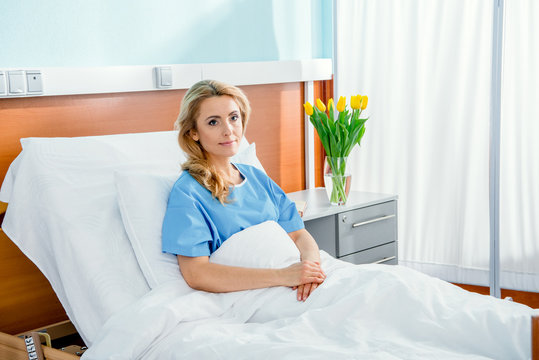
[{"xmin": 0, "ymin": 80, "xmax": 333, "ymax": 335}]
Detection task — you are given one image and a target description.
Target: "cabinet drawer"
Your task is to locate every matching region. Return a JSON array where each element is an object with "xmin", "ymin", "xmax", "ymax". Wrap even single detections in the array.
[
  {"xmin": 339, "ymin": 242, "xmax": 397, "ymax": 265},
  {"xmin": 337, "ymin": 201, "xmax": 397, "ymax": 257},
  {"xmin": 304, "ymin": 215, "xmax": 336, "ymax": 257}
]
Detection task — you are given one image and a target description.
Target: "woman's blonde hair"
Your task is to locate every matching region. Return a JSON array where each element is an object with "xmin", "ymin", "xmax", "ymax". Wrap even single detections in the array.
[{"xmin": 175, "ymin": 80, "xmax": 251, "ymax": 204}]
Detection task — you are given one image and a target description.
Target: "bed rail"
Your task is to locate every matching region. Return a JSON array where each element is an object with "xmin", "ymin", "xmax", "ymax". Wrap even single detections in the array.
[{"xmin": 0, "ymin": 331, "xmax": 78, "ymax": 360}]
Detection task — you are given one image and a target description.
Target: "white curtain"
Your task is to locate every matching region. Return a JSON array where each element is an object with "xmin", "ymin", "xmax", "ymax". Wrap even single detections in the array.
[
  {"xmin": 336, "ymin": 0, "xmax": 539, "ymax": 291},
  {"xmin": 499, "ymin": 1, "xmax": 539, "ymax": 291}
]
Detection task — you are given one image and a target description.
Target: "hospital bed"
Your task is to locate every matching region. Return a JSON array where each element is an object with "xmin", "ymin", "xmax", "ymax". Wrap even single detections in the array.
[{"xmin": 0, "ymin": 84, "xmax": 537, "ymax": 359}]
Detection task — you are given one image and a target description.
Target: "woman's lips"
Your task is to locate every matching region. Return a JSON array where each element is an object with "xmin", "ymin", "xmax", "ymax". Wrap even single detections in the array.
[{"xmin": 219, "ymin": 140, "xmax": 236, "ymax": 146}]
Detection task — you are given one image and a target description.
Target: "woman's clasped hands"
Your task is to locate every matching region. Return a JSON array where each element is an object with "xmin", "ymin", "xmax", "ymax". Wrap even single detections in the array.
[{"xmin": 282, "ymin": 260, "xmax": 326, "ymax": 302}]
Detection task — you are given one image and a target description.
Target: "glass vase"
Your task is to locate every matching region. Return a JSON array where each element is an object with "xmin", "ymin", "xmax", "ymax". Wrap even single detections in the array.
[{"xmin": 323, "ymin": 156, "xmax": 352, "ymax": 205}]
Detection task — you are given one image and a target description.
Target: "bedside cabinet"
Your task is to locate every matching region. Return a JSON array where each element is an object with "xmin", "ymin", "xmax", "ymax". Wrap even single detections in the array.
[{"xmin": 287, "ymin": 189, "xmax": 398, "ymax": 265}]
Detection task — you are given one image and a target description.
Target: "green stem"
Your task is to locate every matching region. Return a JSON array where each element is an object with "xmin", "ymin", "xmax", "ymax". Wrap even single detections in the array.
[{"xmin": 327, "ymin": 157, "xmax": 348, "ymax": 204}]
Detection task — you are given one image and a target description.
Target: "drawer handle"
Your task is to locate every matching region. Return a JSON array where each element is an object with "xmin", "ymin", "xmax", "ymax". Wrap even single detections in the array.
[
  {"xmin": 372, "ymin": 256, "xmax": 396, "ymax": 264},
  {"xmin": 351, "ymin": 214, "xmax": 395, "ymax": 228}
]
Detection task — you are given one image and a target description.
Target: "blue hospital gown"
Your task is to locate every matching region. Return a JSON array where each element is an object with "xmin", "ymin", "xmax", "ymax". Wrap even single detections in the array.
[{"xmin": 161, "ymin": 163, "xmax": 304, "ymax": 257}]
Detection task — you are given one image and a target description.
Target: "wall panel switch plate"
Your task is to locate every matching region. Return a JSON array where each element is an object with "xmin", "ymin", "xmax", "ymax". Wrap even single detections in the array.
[
  {"xmin": 26, "ymin": 70, "xmax": 43, "ymax": 94},
  {"xmin": 8, "ymin": 70, "xmax": 26, "ymax": 96},
  {"xmin": 0, "ymin": 71, "xmax": 6, "ymax": 95},
  {"xmin": 155, "ymin": 66, "xmax": 173, "ymax": 88}
]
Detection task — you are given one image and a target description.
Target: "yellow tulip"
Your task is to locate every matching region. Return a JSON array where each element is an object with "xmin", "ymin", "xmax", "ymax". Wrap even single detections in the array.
[
  {"xmin": 337, "ymin": 96, "xmax": 346, "ymax": 112},
  {"xmin": 327, "ymin": 98, "xmax": 334, "ymax": 112},
  {"xmin": 350, "ymin": 95, "xmax": 359, "ymax": 110},
  {"xmin": 303, "ymin": 102, "xmax": 314, "ymax": 116},
  {"xmin": 316, "ymin": 98, "xmax": 326, "ymax": 112},
  {"xmin": 361, "ymin": 95, "xmax": 368, "ymax": 110}
]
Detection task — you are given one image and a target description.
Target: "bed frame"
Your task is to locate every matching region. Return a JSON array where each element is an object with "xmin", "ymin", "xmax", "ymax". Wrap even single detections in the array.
[
  {"xmin": 1, "ymin": 81, "xmax": 537, "ymax": 359},
  {"xmin": 0, "ymin": 331, "xmax": 79, "ymax": 360}
]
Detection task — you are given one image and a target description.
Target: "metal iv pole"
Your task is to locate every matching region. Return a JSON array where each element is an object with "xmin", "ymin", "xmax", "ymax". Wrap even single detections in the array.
[{"xmin": 489, "ymin": 0, "xmax": 504, "ymax": 298}]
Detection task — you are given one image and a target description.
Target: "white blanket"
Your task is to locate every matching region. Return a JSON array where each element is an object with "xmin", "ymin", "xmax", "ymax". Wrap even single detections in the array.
[{"xmin": 83, "ymin": 252, "xmax": 536, "ymax": 360}]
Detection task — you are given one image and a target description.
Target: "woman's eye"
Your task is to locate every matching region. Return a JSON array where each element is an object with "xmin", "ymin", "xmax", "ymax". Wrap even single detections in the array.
[
  {"xmin": 208, "ymin": 119, "xmax": 218, "ymax": 126},
  {"xmin": 231, "ymin": 115, "xmax": 239, "ymax": 122}
]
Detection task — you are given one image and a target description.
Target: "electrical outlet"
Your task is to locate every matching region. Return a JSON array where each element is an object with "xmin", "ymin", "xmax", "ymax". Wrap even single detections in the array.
[
  {"xmin": 0, "ymin": 71, "xmax": 6, "ymax": 95},
  {"xmin": 26, "ymin": 70, "xmax": 43, "ymax": 94}
]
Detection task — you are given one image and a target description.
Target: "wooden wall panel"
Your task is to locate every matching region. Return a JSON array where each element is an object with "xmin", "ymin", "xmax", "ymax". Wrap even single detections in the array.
[
  {"xmin": 312, "ymin": 78, "xmax": 334, "ymax": 187},
  {"xmin": 242, "ymin": 83, "xmax": 305, "ymax": 192},
  {"xmin": 0, "ymin": 82, "xmax": 306, "ymax": 335},
  {"xmin": 454, "ymin": 283, "xmax": 539, "ymax": 309},
  {"xmin": 0, "ymin": 84, "xmax": 305, "ymax": 192},
  {"xmin": 533, "ymin": 316, "xmax": 539, "ymax": 360}
]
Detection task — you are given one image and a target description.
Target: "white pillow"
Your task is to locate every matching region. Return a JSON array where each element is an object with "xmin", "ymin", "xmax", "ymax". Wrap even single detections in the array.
[
  {"xmin": 115, "ymin": 143, "xmax": 266, "ymax": 289},
  {"xmin": 235, "ymin": 142, "xmax": 266, "ymax": 174},
  {"xmin": 210, "ymin": 220, "xmax": 300, "ymax": 268},
  {"xmin": 0, "ymin": 130, "xmax": 199, "ymax": 344}
]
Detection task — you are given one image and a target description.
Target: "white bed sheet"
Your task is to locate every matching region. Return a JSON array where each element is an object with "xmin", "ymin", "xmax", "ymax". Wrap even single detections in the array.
[{"xmin": 83, "ymin": 251, "xmax": 537, "ymax": 360}]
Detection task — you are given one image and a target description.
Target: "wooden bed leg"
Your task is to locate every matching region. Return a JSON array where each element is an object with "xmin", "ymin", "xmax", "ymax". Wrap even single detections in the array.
[{"xmin": 533, "ymin": 315, "xmax": 539, "ymax": 360}]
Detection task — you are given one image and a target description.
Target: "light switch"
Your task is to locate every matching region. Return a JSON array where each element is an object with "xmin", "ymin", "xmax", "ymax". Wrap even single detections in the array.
[
  {"xmin": 26, "ymin": 70, "xmax": 43, "ymax": 94},
  {"xmin": 160, "ymin": 68, "xmax": 172, "ymax": 86},
  {"xmin": 0, "ymin": 71, "xmax": 6, "ymax": 95},
  {"xmin": 155, "ymin": 66, "xmax": 173, "ymax": 88},
  {"xmin": 8, "ymin": 70, "xmax": 26, "ymax": 95}
]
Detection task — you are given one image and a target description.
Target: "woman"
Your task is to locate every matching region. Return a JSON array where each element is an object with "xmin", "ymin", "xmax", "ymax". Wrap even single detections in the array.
[{"xmin": 162, "ymin": 80, "xmax": 326, "ymax": 302}]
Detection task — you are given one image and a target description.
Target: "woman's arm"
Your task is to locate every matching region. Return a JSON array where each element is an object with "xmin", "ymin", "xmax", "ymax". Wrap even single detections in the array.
[
  {"xmin": 177, "ymin": 255, "xmax": 326, "ymax": 293},
  {"xmin": 288, "ymin": 228, "xmax": 325, "ymax": 301},
  {"xmin": 288, "ymin": 228, "xmax": 321, "ymax": 263}
]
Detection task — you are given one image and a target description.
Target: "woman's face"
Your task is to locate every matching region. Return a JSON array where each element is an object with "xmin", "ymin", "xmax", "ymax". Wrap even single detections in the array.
[{"xmin": 190, "ymin": 95, "xmax": 243, "ymax": 163}]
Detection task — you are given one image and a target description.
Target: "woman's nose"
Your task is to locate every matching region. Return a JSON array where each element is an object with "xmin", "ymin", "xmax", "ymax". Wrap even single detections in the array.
[{"xmin": 222, "ymin": 121, "xmax": 233, "ymax": 135}]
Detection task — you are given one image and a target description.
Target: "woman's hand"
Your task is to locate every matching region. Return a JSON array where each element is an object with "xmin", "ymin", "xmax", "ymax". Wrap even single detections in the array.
[
  {"xmin": 282, "ymin": 260, "xmax": 326, "ymax": 287},
  {"xmin": 294, "ymin": 282, "xmax": 320, "ymax": 302},
  {"xmin": 289, "ymin": 260, "xmax": 325, "ymax": 301},
  {"xmin": 282, "ymin": 260, "xmax": 325, "ymax": 301}
]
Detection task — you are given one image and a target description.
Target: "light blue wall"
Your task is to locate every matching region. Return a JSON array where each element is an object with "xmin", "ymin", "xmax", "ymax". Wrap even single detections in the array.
[{"xmin": 0, "ymin": 0, "xmax": 332, "ymax": 67}]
